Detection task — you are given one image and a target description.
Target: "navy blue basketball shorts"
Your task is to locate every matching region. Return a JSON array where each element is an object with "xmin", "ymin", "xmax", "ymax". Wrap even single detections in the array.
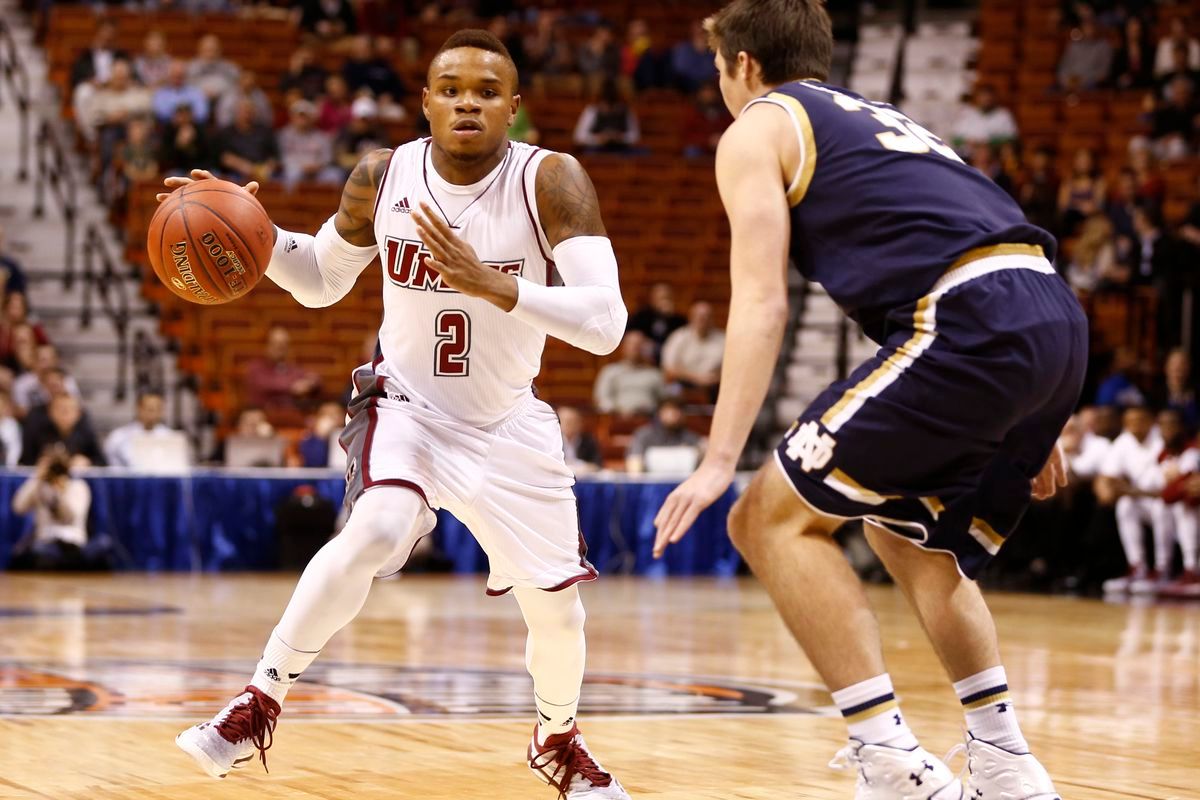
[{"xmin": 775, "ymin": 253, "xmax": 1088, "ymax": 579}]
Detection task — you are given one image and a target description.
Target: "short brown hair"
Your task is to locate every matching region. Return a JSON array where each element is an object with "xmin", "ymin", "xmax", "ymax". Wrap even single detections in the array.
[{"xmin": 705, "ymin": 0, "xmax": 833, "ymax": 84}]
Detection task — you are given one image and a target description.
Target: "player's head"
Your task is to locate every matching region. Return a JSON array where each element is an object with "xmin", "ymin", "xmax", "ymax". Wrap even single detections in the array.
[
  {"xmin": 704, "ymin": 0, "xmax": 832, "ymax": 117},
  {"xmin": 423, "ymin": 29, "xmax": 520, "ymax": 162}
]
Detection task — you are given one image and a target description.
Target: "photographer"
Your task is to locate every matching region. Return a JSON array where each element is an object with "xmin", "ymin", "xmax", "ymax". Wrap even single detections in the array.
[{"xmin": 9, "ymin": 445, "xmax": 93, "ymax": 570}]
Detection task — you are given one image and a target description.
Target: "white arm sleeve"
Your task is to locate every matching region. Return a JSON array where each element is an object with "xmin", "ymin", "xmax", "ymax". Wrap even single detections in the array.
[
  {"xmin": 265, "ymin": 216, "xmax": 378, "ymax": 308},
  {"xmin": 508, "ymin": 236, "xmax": 628, "ymax": 356}
]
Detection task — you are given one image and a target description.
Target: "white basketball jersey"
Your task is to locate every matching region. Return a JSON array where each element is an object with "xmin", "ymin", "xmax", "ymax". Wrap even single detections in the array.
[{"xmin": 371, "ymin": 138, "xmax": 556, "ymax": 428}]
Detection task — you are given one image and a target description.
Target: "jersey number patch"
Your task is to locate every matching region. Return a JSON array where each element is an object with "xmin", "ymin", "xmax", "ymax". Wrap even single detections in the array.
[
  {"xmin": 831, "ymin": 93, "xmax": 963, "ymax": 163},
  {"xmin": 435, "ymin": 310, "xmax": 471, "ymax": 377}
]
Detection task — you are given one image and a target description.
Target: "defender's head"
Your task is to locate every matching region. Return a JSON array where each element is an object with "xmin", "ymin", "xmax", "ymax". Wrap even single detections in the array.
[
  {"xmin": 423, "ymin": 29, "xmax": 520, "ymax": 162},
  {"xmin": 704, "ymin": 0, "xmax": 833, "ymax": 117}
]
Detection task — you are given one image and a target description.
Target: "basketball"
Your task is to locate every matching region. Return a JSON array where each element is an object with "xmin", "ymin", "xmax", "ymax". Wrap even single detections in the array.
[{"xmin": 146, "ymin": 179, "xmax": 273, "ymax": 305}]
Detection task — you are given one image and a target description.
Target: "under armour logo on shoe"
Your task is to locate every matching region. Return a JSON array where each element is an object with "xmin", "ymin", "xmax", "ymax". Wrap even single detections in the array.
[
  {"xmin": 910, "ymin": 762, "xmax": 934, "ymax": 785},
  {"xmin": 392, "ymin": 197, "xmax": 412, "ymax": 214}
]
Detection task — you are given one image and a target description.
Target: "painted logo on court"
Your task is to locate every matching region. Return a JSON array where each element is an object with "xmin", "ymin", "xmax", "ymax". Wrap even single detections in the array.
[{"xmin": 0, "ymin": 661, "xmax": 835, "ymax": 719}]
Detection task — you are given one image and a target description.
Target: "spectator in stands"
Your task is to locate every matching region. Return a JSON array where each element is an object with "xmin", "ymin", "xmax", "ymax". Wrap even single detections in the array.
[
  {"xmin": 342, "ymin": 35, "xmax": 407, "ymax": 119},
  {"xmin": 1095, "ymin": 346, "xmax": 1146, "ymax": 408},
  {"xmin": 244, "ymin": 326, "xmax": 320, "ymax": 417},
  {"xmin": 134, "ymin": 29, "xmax": 172, "ymax": 89},
  {"xmin": 103, "ymin": 391, "xmax": 173, "ymax": 467},
  {"xmin": 593, "ymin": 331, "xmax": 664, "ymax": 416},
  {"xmin": 969, "ymin": 144, "xmax": 1015, "ymax": 196},
  {"xmin": 152, "ymin": 60, "xmax": 208, "ymax": 124},
  {"xmin": 1129, "ymin": 203, "xmax": 1184, "ymax": 289},
  {"xmin": 115, "ymin": 115, "xmax": 159, "ymax": 199},
  {"xmin": 1127, "ymin": 145, "xmax": 1165, "ymax": 205},
  {"xmin": 20, "ymin": 394, "xmax": 104, "ymax": 467},
  {"xmin": 557, "ymin": 405, "xmax": 602, "ymax": 474},
  {"xmin": 0, "ymin": 389, "xmax": 20, "ymax": 466},
  {"xmin": 950, "ymin": 85, "xmax": 1017, "ymax": 158},
  {"xmin": 681, "ymin": 83, "xmax": 731, "ymax": 158},
  {"xmin": 13, "ymin": 346, "xmax": 82, "ymax": 412},
  {"xmin": 1154, "ymin": 17, "xmax": 1200, "ymax": 79},
  {"xmin": 1058, "ymin": 147, "xmax": 1105, "ymax": 235},
  {"xmin": 74, "ymin": 60, "xmax": 153, "ymax": 171},
  {"xmin": 218, "ymin": 99, "xmax": 280, "ymax": 184},
  {"xmin": 300, "ymin": 0, "xmax": 357, "ymax": 41},
  {"xmin": 662, "ymin": 301, "xmax": 724, "ymax": 398},
  {"xmin": 1179, "ymin": 173, "xmax": 1200, "ymax": 254},
  {"xmin": 1017, "ymin": 145, "xmax": 1059, "ymax": 236},
  {"xmin": 1147, "ymin": 75, "xmax": 1198, "ymax": 161},
  {"xmin": 671, "ymin": 21, "xmax": 717, "ymax": 92},
  {"xmin": 621, "ymin": 18, "xmax": 667, "ymax": 90},
  {"xmin": 628, "ymin": 281, "xmax": 686, "ymax": 360},
  {"xmin": 297, "ymin": 400, "xmax": 345, "ymax": 468},
  {"xmin": 279, "ymin": 99, "xmax": 341, "ymax": 189},
  {"xmin": 334, "ymin": 97, "xmax": 386, "ymax": 175},
  {"xmin": 574, "ymin": 78, "xmax": 642, "ymax": 154},
  {"xmin": 186, "ymin": 34, "xmax": 240, "ymax": 102},
  {"xmin": 280, "ymin": 45, "xmax": 329, "ymax": 100},
  {"xmin": 70, "ymin": 18, "xmax": 127, "ymax": 88},
  {"xmin": 211, "ymin": 406, "xmax": 278, "ymax": 465},
  {"xmin": 1111, "ymin": 15, "xmax": 1155, "ymax": 90},
  {"xmin": 0, "ymin": 225, "xmax": 29, "ymax": 297},
  {"xmin": 523, "ymin": 10, "xmax": 573, "ymax": 84},
  {"xmin": 1154, "ymin": 348, "xmax": 1199, "ymax": 430},
  {"xmin": 1057, "ymin": 17, "xmax": 1113, "ymax": 91},
  {"xmin": 1096, "ymin": 405, "xmax": 1169, "ymax": 593},
  {"xmin": 0, "ymin": 324, "xmax": 40, "ymax": 379},
  {"xmin": 9, "ymin": 445, "xmax": 93, "ymax": 570},
  {"xmin": 3, "ymin": 292, "xmax": 46, "ymax": 346},
  {"xmin": 317, "ymin": 74, "xmax": 354, "ymax": 134},
  {"xmin": 1158, "ymin": 418, "xmax": 1200, "ymax": 597},
  {"xmin": 215, "ymin": 71, "xmax": 273, "ymax": 131},
  {"xmin": 1156, "ymin": 41, "xmax": 1199, "ymax": 98},
  {"xmin": 1067, "ymin": 215, "xmax": 1121, "ymax": 292},
  {"xmin": 578, "ymin": 25, "xmax": 621, "ymax": 95},
  {"xmin": 1064, "ymin": 405, "xmax": 1115, "ymax": 482},
  {"xmin": 159, "ymin": 102, "xmax": 212, "ymax": 173},
  {"xmin": 508, "ymin": 103, "xmax": 540, "ymax": 145},
  {"xmin": 1106, "ymin": 167, "xmax": 1140, "ymax": 245},
  {"xmin": 626, "ymin": 398, "xmax": 703, "ymax": 474}
]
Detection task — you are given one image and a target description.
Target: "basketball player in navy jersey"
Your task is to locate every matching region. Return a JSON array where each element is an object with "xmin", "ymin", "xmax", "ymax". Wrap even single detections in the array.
[
  {"xmin": 165, "ymin": 31, "xmax": 631, "ymax": 798},
  {"xmin": 655, "ymin": 2, "xmax": 1080, "ymax": 798}
]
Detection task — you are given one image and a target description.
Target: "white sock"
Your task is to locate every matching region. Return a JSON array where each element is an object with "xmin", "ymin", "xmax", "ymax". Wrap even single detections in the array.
[
  {"xmin": 831, "ymin": 674, "xmax": 919, "ymax": 749},
  {"xmin": 954, "ymin": 666, "xmax": 1029, "ymax": 754},
  {"xmin": 250, "ymin": 629, "xmax": 320, "ymax": 705},
  {"xmin": 514, "ymin": 586, "xmax": 586, "ymax": 745}
]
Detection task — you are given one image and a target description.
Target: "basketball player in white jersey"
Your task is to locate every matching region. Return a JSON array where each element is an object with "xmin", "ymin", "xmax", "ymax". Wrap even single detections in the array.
[{"xmin": 167, "ymin": 31, "xmax": 631, "ymax": 798}]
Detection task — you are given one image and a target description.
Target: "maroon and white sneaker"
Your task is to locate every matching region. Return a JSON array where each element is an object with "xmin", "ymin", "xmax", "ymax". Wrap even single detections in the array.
[
  {"xmin": 1159, "ymin": 569, "xmax": 1200, "ymax": 599},
  {"xmin": 1102, "ymin": 564, "xmax": 1148, "ymax": 595},
  {"xmin": 527, "ymin": 724, "xmax": 631, "ymax": 799},
  {"xmin": 175, "ymin": 685, "xmax": 281, "ymax": 778}
]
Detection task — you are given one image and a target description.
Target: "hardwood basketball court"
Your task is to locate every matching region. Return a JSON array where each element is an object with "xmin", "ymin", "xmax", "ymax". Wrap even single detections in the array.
[{"xmin": 0, "ymin": 574, "xmax": 1196, "ymax": 799}]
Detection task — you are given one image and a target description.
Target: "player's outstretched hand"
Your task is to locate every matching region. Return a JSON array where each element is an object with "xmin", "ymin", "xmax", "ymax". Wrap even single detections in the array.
[
  {"xmin": 652, "ymin": 461, "xmax": 735, "ymax": 558},
  {"xmin": 1031, "ymin": 441, "xmax": 1068, "ymax": 500},
  {"xmin": 413, "ymin": 202, "xmax": 518, "ymax": 310},
  {"xmin": 155, "ymin": 169, "xmax": 260, "ymax": 203}
]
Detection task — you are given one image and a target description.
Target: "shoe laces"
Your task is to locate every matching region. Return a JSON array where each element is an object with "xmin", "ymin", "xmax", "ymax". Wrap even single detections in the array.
[
  {"xmin": 828, "ymin": 743, "xmax": 862, "ymax": 772},
  {"xmin": 943, "ymin": 742, "xmax": 969, "ymax": 783},
  {"xmin": 215, "ymin": 685, "xmax": 281, "ymax": 772},
  {"xmin": 533, "ymin": 733, "xmax": 613, "ymax": 798}
]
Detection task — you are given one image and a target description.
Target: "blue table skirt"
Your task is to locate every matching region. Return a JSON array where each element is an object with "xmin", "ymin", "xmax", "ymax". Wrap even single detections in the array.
[{"xmin": 0, "ymin": 470, "xmax": 741, "ymax": 577}]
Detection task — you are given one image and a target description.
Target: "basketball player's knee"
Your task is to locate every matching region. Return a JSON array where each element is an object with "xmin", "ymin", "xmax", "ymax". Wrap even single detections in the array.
[
  {"xmin": 727, "ymin": 493, "xmax": 757, "ymax": 553},
  {"xmin": 517, "ymin": 587, "xmax": 586, "ymax": 637},
  {"xmin": 336, "ymin": 489, "xmax": 424, "ymax": 570}
]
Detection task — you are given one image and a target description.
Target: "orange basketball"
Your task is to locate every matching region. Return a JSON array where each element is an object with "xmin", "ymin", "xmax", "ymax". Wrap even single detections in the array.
[{"xmin": 146, "ymin": 179, "xmax": 273, "ymax": 305}]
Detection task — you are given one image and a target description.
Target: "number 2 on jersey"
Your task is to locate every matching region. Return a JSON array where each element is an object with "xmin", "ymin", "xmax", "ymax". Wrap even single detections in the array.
[
  {"xmin": 435, "ymin": 310, "xmax": 471, "ymax": 376},
  {"xmin": 831, "ymin": 92, "xmax": 963, "ymax": 163}
]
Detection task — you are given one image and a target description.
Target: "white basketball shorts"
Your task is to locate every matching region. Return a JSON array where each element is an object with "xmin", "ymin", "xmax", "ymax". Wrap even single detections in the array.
[{"xmin": 339, "ymin": 361, "xmax": 597, "ymax": 595}]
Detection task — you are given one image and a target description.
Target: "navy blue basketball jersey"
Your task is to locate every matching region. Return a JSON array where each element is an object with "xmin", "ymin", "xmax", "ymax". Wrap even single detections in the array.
[{"xmin": 748, "ymin": 81, "xmax": 1056, "ymax": 341}]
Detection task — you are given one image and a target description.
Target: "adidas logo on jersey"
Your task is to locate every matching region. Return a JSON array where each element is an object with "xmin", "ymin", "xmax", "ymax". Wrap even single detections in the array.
[{"xmin": 392, "ymin": 197, "xmax": 412, "ymax": 214}]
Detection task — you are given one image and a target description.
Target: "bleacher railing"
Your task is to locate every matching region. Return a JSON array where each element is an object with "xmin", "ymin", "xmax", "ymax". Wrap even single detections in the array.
[
  {"xmin": 80, "ymin": 222, "xmax": 131, "ymax": 401},
  {"xmin": 32, "ymin": 118, "xmax": 78, "ymax": 283},
  {"xmin": 0, "ymin": 18, "xmax": 31, "ymax": 183}
]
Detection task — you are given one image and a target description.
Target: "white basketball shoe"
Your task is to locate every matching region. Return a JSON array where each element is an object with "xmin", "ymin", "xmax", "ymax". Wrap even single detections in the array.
[
  {"xmin": 175, "ymin": 685, "xmax": 281, "ymax": 778},
  {"xmin": 829, "ymin": 740, "xmax": 963, "ymax": 799},
  {"xmin": 527, "ymin": 724, "xmax": 631, "ymax": 798},
  {"xmin": 951, "ymin": 735, "xmax": 1061, "ymax": 800}
]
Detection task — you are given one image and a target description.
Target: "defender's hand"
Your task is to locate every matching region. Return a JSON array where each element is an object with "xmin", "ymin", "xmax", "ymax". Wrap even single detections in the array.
[
  {"xmin": 413, "ymin": 202, "xmax": 518, "ymax": 310},
  {"xmin": 1031, "ymin": 442, "xmax": 1067, "ymax": 500},
  {"xmin": 653, "ymin": 460, "xmax": 735, "ymax": 558},
  {"xmin": 156, "ymin": 169, "xmax": 260, "ymax": 202}
]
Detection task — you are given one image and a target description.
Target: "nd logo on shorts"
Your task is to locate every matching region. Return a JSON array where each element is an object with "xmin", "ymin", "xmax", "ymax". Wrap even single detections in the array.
[{"xmin": 784, "ymin": 421, "xmax": 837, "ymax": 473}]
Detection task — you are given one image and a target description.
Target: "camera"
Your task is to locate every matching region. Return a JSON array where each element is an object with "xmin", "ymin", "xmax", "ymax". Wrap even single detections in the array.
[{"xmin": 42, "ymin": 446, "xmax": 72, "ymax": 481}]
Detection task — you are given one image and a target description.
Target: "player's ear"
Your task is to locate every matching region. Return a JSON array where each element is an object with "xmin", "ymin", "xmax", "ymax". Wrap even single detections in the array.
[
  {"xmin": 421, "ymin": 87, "xmax": 430, "ymax": 120},
  {"xmin": 509, "ymin": 92, "xmax": 521, "ymax": 127}
]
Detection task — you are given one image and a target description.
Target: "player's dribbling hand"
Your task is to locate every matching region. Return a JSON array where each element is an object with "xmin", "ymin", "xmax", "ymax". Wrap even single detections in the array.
[
  {"xmin": 155, "ymin": 169, "xmax": 260, "ymax": 203},
  {"xmin": 652, "ymin": 460, "xmax": 735, "ymax": 558},
  {"xmin": 413, "ymin": 202, "xmax": 519, "ymax": 310},
  {"xmin": 1031, "ymin": 441, "xmax": 1068, "ymax": 501}
]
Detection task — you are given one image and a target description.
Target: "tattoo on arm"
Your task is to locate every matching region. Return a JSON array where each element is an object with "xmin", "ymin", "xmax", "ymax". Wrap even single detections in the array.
[
  {"xmin": 335, "ymin": 147, "xmax": 392, "ymax": 246},
  {"xmin": 535, "ymin": 153, "xmax": 607, "ymax": 249}
]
